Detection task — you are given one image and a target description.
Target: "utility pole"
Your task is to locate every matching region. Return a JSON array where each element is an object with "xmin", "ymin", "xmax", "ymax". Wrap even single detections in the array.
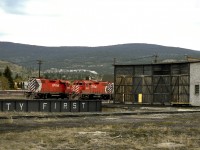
[
  {"xmin": 113, "ymin": 58, "xmax": 116, "ymax": 65},
  {"xmin": 154, "ymin": 54, "xmax": 158, "ymax": 63},
  {"xmin": 37, "ymin": 60, "xmax": 42, "ymax": 78}
]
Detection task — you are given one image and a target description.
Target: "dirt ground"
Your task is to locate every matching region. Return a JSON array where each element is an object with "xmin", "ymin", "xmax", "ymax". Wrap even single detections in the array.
[{"xmin": 0, "ymin": 107, "xmax": 200, "ymax": 150}]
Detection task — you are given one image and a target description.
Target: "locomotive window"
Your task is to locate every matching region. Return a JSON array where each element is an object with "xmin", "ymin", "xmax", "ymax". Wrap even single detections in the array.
[
  {"xmin": 79, "ymin": 83, "xmax": 83, "ymax": 85},
  {"xmin": 195, "ymin": 85, "xmax": 199, "ymax": 94}
]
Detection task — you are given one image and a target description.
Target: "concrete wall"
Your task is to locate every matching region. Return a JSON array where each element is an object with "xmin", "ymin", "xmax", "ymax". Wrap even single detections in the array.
[
  {"xmin": 190, "ymin": 63, "xmax": 200, "ymax": 106},
  {"xmin": 0, "ymin": 100, "xmax": 102, "ymax": 112}
]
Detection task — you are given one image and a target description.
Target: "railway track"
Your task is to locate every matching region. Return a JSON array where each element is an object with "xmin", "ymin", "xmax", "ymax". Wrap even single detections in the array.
[{"xmin": 1, "ymin": 108, "xmax": 200, "ymax": 119}]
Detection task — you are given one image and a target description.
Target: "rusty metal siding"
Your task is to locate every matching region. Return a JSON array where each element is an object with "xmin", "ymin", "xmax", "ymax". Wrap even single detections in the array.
[{"xmin": 114, "ymin": 62, "xmax": 190, "ymax": 105}]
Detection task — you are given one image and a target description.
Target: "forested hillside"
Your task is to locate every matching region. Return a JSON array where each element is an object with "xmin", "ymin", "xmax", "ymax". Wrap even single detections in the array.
[{"xmin": 1, "ymin": 42, "xmax": 200, "ymax": 76}]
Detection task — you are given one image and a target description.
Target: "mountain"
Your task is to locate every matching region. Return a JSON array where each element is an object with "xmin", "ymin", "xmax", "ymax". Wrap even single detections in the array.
[
  {"xmin": 1, "ymin": 42, "xmax": 200, "ymax": 75},
  {"xmin": 0, "ymin": 60, "xmax": 24, "ymax": 76}
]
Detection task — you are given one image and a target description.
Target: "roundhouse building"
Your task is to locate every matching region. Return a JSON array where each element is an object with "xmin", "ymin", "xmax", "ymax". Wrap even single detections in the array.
[{"xmin": 114, "ymin": 60, "xmax": 200, "ymax": 106}]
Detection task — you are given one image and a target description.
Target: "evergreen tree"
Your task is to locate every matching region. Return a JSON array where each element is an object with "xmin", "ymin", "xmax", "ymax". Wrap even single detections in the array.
[
  {"xmin": 3, "ymin": 66, "xmax": 14, "ymax": 89},
  {"xmin": 15, "ymin": 73, "xmax": 19, "ymax": 79},
  {"xmin": 0, "ymin": 76, "xmax": 9, "ymax": 90},
  {"xmin": 14, "ymin": 73, "xmax": 22, "ymax": 80}
]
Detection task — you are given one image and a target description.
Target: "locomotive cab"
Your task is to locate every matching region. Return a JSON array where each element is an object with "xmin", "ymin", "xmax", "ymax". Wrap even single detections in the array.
[{"xmin": 71, "ymin": 80, "xmax": 113, "ymax": 100}]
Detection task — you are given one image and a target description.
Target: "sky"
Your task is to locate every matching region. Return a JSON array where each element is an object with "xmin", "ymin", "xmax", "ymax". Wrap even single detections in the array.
[{"xmin": 0, "ymin": 0, "xmax": 200, "ymax": 50}]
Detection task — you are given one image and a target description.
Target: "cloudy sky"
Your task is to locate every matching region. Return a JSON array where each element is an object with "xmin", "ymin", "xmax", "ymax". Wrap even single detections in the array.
[{"xmin": 0, "ymin": 0, "xmax": 200, "ymax": 50}]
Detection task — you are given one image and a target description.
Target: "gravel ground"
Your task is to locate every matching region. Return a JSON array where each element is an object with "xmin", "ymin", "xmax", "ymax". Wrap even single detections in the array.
[{"xmin": 0, "ymin": 106, "xmax": 200, "ymax": 150}]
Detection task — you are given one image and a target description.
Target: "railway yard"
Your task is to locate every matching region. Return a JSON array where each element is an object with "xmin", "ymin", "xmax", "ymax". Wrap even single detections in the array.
[
  {"xmin": 2, "ymin": 33, "xmax": 200, "ymax": 149},
  {"xmin": 0, "ymin": 88, "xmax": 200, "ymax": 149},
  {"xmin": 0, "ymin": 105, "xmax": 200, "ymax": 150}
]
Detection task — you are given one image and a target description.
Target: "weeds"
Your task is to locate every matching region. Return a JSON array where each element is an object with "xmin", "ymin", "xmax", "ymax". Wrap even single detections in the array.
[{"xmin": 0, "ymin": 117, "xmax": 13, "ymax": 124}]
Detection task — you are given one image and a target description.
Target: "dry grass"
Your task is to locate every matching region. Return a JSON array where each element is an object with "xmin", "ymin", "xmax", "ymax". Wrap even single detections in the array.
[
  {"xmin": 0, "ymin": 112, "xmax": 200, "ymax": 149},
  {"xmin": 0, "ymin": 124, "xmax": 199, "ymax": 150}
]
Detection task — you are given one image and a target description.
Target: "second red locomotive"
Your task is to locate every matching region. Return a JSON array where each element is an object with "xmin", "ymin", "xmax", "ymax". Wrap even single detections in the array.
[{"xmin": 71, "ymin": 80, "xmax": 113, "ymax": 100}]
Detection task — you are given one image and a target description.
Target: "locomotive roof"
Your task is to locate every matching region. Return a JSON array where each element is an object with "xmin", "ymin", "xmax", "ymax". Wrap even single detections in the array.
[{"xmin": 74, "ymin": 80, "xmax": 101, "ymax": 83}]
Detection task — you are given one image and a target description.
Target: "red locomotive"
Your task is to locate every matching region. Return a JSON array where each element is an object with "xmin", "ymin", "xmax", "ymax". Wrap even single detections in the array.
[
  {"xmin": 27, "ymin": 78, "xmax": 71, "ymax": 99},
  {"xmin": 71, "ymin": 80, "xmax": 114, "ymax": 100},
  {"xmin": 27, "ymin": 78, "xmax": 114, "ymax": 100}
]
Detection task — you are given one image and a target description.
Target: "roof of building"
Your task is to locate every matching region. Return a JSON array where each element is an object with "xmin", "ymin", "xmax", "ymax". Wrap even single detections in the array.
[{"xmin": 114, "ymin": 59, "xmax": 200, "ymax": 66}]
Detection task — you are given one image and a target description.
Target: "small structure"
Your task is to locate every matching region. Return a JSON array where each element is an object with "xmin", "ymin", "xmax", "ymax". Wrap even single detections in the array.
[{"xmin": 114, "ymin": 60, "xmax": 200, "ymax": 106}]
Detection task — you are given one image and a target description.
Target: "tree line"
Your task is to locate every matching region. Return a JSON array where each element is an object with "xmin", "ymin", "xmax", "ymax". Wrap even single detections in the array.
[{"xmin": 0, "ymin": 66, "xmax": 23, "ymax": 90}]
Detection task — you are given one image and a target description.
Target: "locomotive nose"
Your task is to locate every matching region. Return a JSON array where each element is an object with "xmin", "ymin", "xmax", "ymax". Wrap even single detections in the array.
[
  {"xmin": 72, "ymin": 85, "xmax": 79, "ymax": 93},
  {"xmin": 27, "ymin": 78, "xmax": 40, "ymax": 92}
]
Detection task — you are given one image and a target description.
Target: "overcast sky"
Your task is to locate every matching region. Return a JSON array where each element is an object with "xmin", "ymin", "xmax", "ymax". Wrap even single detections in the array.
[{"xmin": 0, "ymin": 0, "xmax": 200, "ymax": 50}]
